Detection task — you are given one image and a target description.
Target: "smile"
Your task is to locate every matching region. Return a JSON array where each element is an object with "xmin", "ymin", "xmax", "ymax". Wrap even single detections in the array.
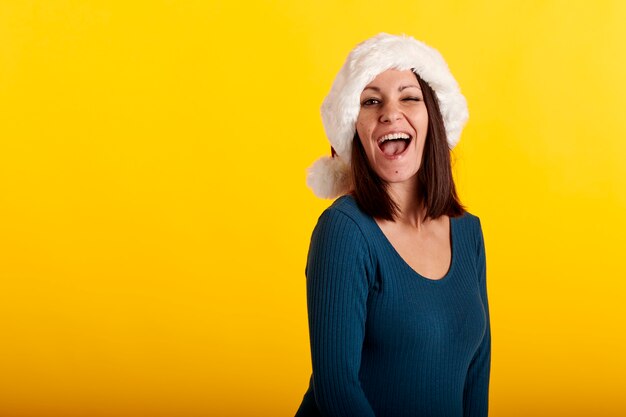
[{"xmin": 377, "ymin": 132, "xmax": 413, "ymax": 159}]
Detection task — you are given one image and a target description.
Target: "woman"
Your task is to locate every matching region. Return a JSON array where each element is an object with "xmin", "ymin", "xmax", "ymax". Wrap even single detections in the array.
[{"xmin": 295, "ymin": 33, "xmax": 491, "ymax": 417}]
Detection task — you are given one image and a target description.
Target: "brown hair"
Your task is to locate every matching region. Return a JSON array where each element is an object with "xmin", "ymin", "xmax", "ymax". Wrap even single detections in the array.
[{"xmin": 350, "ymin": 72, "xmax": 466, "ymax": 222}]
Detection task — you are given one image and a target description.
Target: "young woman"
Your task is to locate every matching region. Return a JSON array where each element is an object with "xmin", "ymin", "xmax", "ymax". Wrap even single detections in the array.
[{"xmin": 295, "ymin": 33, "xmax": 491, "ymax": 417}]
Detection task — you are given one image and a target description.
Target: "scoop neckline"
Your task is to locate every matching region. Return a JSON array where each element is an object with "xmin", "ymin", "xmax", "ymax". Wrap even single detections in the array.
[{"xmin": 369, "ymin": 213, "xmax": 456, "ymax": 284}]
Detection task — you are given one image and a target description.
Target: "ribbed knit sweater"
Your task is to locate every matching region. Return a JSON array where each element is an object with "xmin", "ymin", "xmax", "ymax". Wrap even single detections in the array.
[{"xmin": 295, "ymin": 194, "xmax": 491, "ymax": 417}]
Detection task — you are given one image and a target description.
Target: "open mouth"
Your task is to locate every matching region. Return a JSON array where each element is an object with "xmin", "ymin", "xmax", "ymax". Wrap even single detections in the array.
[{"xmin": 377, "ymin": 132, "xmax": 413, "ymax": 157}]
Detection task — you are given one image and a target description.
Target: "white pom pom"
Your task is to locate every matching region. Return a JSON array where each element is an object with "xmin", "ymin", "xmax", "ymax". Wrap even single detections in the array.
[{"xmin": 306, "ymin": 156, "xmax": 353, "ymax": 199}]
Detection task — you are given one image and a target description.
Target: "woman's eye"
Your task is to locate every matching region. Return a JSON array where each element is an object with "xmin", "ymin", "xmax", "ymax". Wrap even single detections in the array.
[
  {"xmin": 404, "ymin": 97, "xmax": 422, "ymax": 102},
  {"xmin": 362, "ymin": 98, "xmax": 380, "ymax": 106}
]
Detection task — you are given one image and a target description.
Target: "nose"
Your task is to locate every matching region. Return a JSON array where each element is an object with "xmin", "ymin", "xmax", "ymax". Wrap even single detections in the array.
[{"xmin": 379, "ymin": 101, "xmax": 402, "ymax": 123}]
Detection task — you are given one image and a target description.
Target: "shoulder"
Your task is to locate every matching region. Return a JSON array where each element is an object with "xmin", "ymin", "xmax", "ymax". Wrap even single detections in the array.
[
  {"xmin": 314, "ymin": 194, "xmax": 371, "ymax": 235},
  {"xmin": 310, "ymin": 194, "xmax": 376, "ymax": 256},
  {"xmin": 308, "ymin": 195, "xmax": 376, "ymax": 282},
  {"xmin": 453, "ymin": 210, "xmax": 485, "ymax": 248},
  {"xmin": 454, "ymin": 211, "xmax": 482, "ymax": 230},
  {"xmin": 328, "ymin": 194, "xmax": 370, "ymax": 224}
]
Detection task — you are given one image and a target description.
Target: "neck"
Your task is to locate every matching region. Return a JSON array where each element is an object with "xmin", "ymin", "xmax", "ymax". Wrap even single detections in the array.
[{"xmin": 386, "ymin": 176, "xmax": 428, "ymax": 229}]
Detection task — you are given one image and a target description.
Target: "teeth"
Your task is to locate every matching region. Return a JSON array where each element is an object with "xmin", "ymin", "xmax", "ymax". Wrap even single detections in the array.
[{"xmin": 378, "ymin": 132, "xmax": 411, "ymax": 143}]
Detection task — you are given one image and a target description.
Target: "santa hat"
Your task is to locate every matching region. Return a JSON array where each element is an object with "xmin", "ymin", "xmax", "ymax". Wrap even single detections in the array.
[{"xmin": 306, "ymin": 32, "xmax": 468, "ymax": 199}]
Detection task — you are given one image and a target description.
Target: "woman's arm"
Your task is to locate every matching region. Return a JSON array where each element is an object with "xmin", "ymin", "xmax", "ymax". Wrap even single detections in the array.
[
  {"xmin": 305, "ymin": 208, "xmax": 377, "ymax": 417},
  {"xmin": 463, "ymin": 217, "xmax": 491, "ymax": 417}
]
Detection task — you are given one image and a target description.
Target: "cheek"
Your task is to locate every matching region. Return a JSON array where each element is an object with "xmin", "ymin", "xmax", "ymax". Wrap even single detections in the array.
[
  {"xmin": 356, "ymin": 113, "xmax": 376, "ymax": 135},
  {"xmin": 355, "ymin": 120, "xmax": 367, "ymax": 139},
  {"xmin": 355, "ymin": 129, "xmax": 377, "ymax": 163},
  {"xmin": 410, "ymin": 109, "xmax": 428, "ymax": 129},
  {"xmin": 421, "ymin": 114, "xmax": 429, "ymax": 130},
  {"xmin": 417, "ymin": 110, "xmax": 429, "ymax": 131},
  {"xmin": 406, "ymin": 106, "xmax": 428, "ymax": 130}
]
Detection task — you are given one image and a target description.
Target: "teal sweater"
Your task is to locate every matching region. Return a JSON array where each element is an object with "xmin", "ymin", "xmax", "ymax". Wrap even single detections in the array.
[{"xmin": 295, "ymin": 195, "xmax": 491, "ymax": 417}]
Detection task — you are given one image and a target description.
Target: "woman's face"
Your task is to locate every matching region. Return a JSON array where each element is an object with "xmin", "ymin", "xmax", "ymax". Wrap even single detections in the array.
[{"xmin": 355, "ymin": 68, "xmax": 429, "ymax": 185}]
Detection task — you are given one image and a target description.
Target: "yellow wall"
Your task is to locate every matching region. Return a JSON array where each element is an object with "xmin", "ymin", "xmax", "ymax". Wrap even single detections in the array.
[{"xmin": 1, "ymin": 1, "xmax": 625, "ymax": 416}]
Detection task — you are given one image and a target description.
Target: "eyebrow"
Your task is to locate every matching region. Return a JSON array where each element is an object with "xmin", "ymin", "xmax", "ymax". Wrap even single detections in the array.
[{"xmin": 362, "ymin": 84, "xmax": 421, "ymax": 93}]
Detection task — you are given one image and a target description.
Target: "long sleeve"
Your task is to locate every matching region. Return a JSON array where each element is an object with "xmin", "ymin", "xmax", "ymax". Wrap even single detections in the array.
[
  {"xmin": 463, "ymin": 217, "xmax": 491, "ymax": 417},
  {"xmin": 304, "ymin": 208, "xmax": 377, "ymax": 417}
]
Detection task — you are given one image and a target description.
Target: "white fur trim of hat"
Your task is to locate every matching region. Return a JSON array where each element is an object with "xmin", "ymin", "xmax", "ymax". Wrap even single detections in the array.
[{"xmin": 306, "ymin": 32, "xmax": 469, "ymax": 199}]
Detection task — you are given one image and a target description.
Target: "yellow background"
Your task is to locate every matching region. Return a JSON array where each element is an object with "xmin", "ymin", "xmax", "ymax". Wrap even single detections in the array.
[{"xmin": 1, "ymin": 1, "xmax": 625, "ymax": 416}]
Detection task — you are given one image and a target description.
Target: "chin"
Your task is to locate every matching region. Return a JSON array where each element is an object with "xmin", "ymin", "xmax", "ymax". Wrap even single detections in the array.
[{"xmin": 378, "ymin": 169, "xmax": 420, "ymax": 185}]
